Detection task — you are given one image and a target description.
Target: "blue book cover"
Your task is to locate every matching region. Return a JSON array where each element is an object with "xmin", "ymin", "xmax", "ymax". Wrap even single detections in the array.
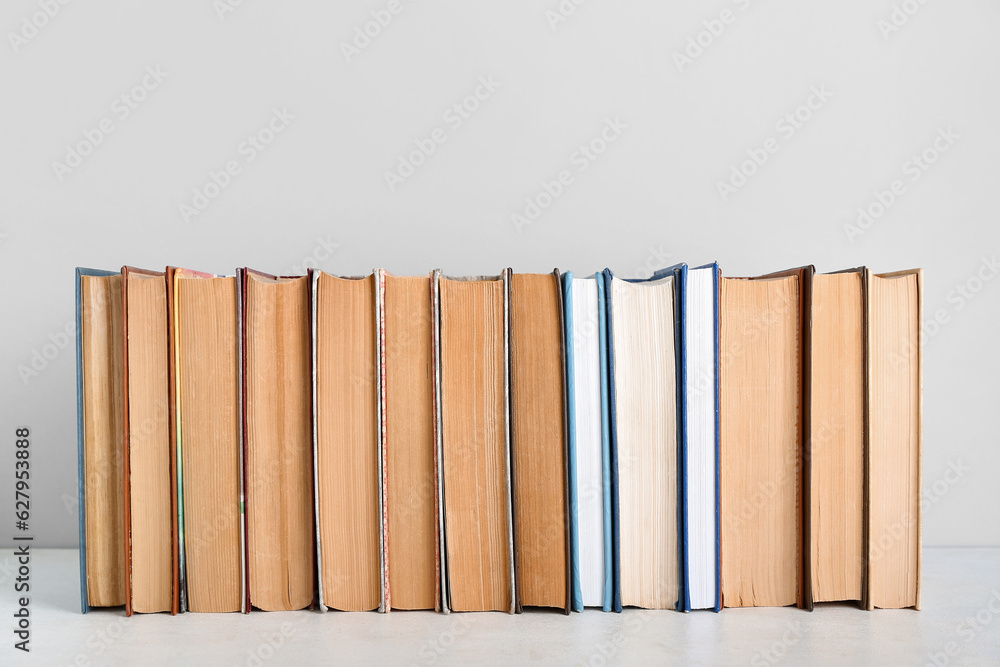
[
  {"xmin": 710, "ymin": 262, "xmax": 722, "ymax": 613},
  {"xmin": 562, "ymin": 272, "xmax": 583, "ymax": 612},
  {"xmin": 653, "ymin": 264, "xmax": 689, "ymax": 612},
  {"xmin": 596, "ymin": 274, "xmax": 614, "ymax": 613},
  {"xmin": 672, "ymin": 264, "xmax": 690, "ymax": 613},
  {"xmin": 76, "ymin": 267, "xmax": 121, "ymax": 614},
  {"xmin": 601, "ymin": 269, "xmax": 623, "ymax": 613}
]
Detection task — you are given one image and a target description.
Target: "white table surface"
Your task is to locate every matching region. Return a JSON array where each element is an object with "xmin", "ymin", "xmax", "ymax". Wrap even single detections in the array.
[{"xmin": 1, "ymin": 547, "xmax": 997, "ymax": 666}]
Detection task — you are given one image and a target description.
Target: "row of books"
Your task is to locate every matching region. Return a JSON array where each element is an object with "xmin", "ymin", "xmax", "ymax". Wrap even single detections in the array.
[{"xmin": 75, "ymin": 263, "xmax": 922, "ymax": 615}]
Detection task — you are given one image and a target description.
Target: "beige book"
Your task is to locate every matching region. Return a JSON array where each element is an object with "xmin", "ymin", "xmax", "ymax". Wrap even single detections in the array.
[
  {"xmin": 124, "ymin": 268, "xmax": 174, "ymax": 614},
  {"xmin": 313, "ymin": 271, "xmax": 383, "ymax": 612},
  {"xmin": 382, "ymin": 271, "xmax": 438, "ymax": 611},
  {"xmin": 243, "ymin": 271, "xmax": 314, "ymax": 611},
  {"xmin": 720, "ymin": 272, "xmax": 803, "ymax": 608},
  {"xmin": 175, "ymin": 270, "xmax": 243, "ymax": 613},
  {"xmin": 436, "ymin": 272, "xmax": 515, "ymax": 613},
  {"xmin": 80, "ymin": 271, "xmax": 126, "ymax": 608},
  {"xmin": 865, "ymin": 269, "xmax": 922, "ymax": 610},
  {"xmin": 809, "ymin": 270, "xmax": 865, "ymax": 604}
]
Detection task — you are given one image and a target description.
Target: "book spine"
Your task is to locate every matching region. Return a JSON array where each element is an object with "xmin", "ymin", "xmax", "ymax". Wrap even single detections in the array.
[
  {"xmin": 596, "ymin": 272, "xmax": 614, "ymax": 613},
  {"xmin": 502, "ymin": 268, "xmax": 517, "ymax": 615},
  {"xmin": 375, "ymin": 269, "xmax": 390, "ymax": 613},
  {"xmin": 75, "ymin": 269, "xmax": 89, "ymax": 614},
  {"xmin": 563, "ymin": 273, "xmax": 583, "ymax": 613},
  {"xmin": 173, "ymin": 270, "xmax": 189, "ymax": 613},
  {"xmin": 601, "ymin": 269, "xmax": 622, "ymax": 614},
  {"xmin": 915, "ymin": 269, "xmax": 923, "ymax": 611},
  {"xmin": 800, "ymin": 266, "xmax": 815, "ymax": 611},
  {"xmin": 122, "ymin": 268, "xmax": 133, "ymax": 617},
  {"xmin": 430, "ymin": 269, "xmax": 449, "ymax": 614},
  {"xmin": 310, "ymin": 269, "xmax": 327, "ymax": 612},
  {"xmin": 164, "ymin": 266, "xmax": 183, "ymax": 615},
  {"xmin": 712, "ymin": 263, "xmax": 722, "ymax": 613},
  {"xmin": 236, "ymin": 269, "xmax": 250, "ymax": 614},
  {"xmin": 554, "ymin": 269, "xmax": 572, "ymax": 615},
  {"xmin": 675, "ymin": 265, "xmax": 689, "ymax": 613},
  {"xmin": 305, "ymin": 272, "xmax": 317, "ymax": 611},
  {"xmin": 165, "ymin": 267, "xmax": 182, "ymax": 615}
]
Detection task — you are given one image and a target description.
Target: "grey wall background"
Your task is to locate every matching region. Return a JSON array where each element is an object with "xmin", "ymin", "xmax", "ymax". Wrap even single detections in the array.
[{"xmin": 0, "ymin": 0, "xmax": 997, "ymax": 548}]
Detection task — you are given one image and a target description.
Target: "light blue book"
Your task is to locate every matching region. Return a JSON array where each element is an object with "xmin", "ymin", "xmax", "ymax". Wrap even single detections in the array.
[{"xmin": 563, "ymin": 272, "xmax": 614, "ymax": 612}]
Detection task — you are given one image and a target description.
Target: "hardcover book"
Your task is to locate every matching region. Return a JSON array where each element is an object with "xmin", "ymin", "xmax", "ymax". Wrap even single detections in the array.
[
  {"xmin": 809, "ymin": 268, "xmax": 865, "ymax": 606},
  {"xmin": 122, "ymin": 266, "xmax": 177, "ymax": 615},
  {"xmin": 172, "ymin": 268, "xmax": 247, "ymax": 613},
  {"xmin": 311, "ymin": 270, "xmax": 386, "ymax": 612},
  {"xmin": 379, "ymin": 269, "xmax": 440, "ymax": 611},
  {"xmin": 720, "ymin": 266, "xmax": 813, "ymax": 609},
  {"xmin": 509, "ymin": 270, "xmax": 571, "ymax": 613},
  {"xmin": 432, "ymin": 270, "xmax": 516, "ymax": 613},
  {"xmin": 680, "ymin": 262, "xmax": 722, "ymax": 612},
  {"xmin": 76, "ymin": 267, "xmax": 126, "ymax": 613},
  {"xmin": 563, "ymin": 272, "xmax": 614, "ymax": 612},
  {"xmin": 241, "ymin": 269, "xmax": 315, "ymax": 612},
  {"xmin": 864, "ymin": 269, "xmax": 922, "ymax": 610},
  {"xmin": 603, "ymin": 267, "xmax": 682, "ymax": 611}
]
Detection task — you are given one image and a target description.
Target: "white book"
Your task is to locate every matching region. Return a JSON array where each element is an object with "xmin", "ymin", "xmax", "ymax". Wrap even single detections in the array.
[
  {"xmin": 683, "ymin": 263, "xmax": 721, "ymax": 611},
  {"xmin": 568, "ymin": 276, "xmax": 607, "ymax": 608}
]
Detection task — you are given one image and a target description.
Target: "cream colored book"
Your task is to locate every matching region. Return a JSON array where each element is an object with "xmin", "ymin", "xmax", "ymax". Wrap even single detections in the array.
[{"xmin": 864, "ymin": 269, "xmax": 922, "ymax": 610}]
